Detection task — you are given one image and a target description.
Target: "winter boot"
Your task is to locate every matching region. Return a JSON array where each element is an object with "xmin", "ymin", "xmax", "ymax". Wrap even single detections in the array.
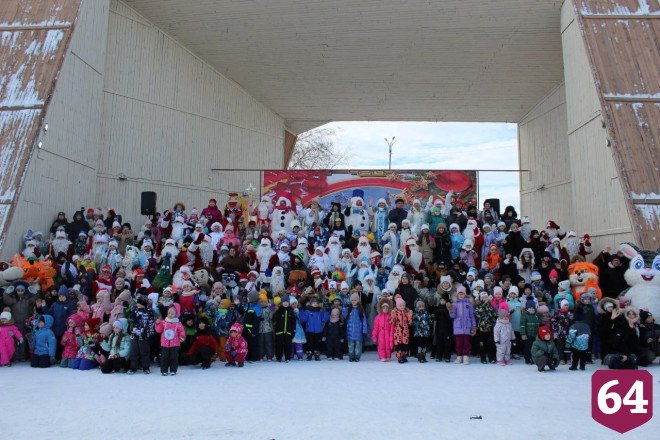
[
  {"xmin": 497, "ymin": 361, "xmax": 505, "ymax": 366},
  {"xmin": 454, "ymin": 356, "xmax": 463, "ymax": 364},
  {"xmin": 462, "ymin": 356, "xmax": 470, "ymax": 365}
]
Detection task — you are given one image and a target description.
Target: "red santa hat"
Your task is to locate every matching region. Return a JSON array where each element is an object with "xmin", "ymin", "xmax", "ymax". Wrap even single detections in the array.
[
  {"xmin": 521, "ymin": 216, "xmax": 531, "ymax": 225},
  {"xmin": 310, "ymin": 268, "xmax": 321, "ymax": 277},
  {"xmin": 276, "ymin": 191, "xmax": 294, "ymax": 208},
  {"xmin": 406, "ymin": 237, "xmax": 416, "ymax": 246}
]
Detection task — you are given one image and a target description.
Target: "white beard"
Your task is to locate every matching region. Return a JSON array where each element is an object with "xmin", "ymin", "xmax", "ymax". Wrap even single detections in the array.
[
  {"xmin": 521, "ymin": 224, "xmax": 532, "ymax": 241},
  {"xmin": 565, "ymin": 237, "xmax": 580, "ymax": 259},
  {"xmin": 172, "ymin": 269, "xmax": 192, "ymax": 289},
  {"xmin": 52, "ymin": 239, "xmax": 71, "ymax": 256},
  {"xmin": 256, "ymin": 246, "xmax": 276, "ymax": 272},
  {"xmin": 463, "ymin": 228, "xmax": 475, "ymax": 242},
  {"xmin": 210, "ymin": 232, "xmax": 224, "ymax": 248},
  {"xmin": 309, "ymin": 254, "xmax": 329, "ymax": 273},
  {"xmin": 326, "ymin": 243, "xmax": 342, "ymax": 267},
  {"xmin": 161, "ymin": 245, "xmax": 179, "ymax": 260},
  {"xmin": 277, "ymin": 251, "xmax": 290, "ymax": 265},
  {"xmin": 547, "ymin": 228, "xmax": 559, "ymax": 240},
  {"xmin": 406, "ymin": 248, "xmax": 423, "ymax": 271},
  {"xmin": 257, "ymin": 203, "xmax": 271, "ymax": 220},
  {"xmin": 171, "ymin": 223, "xmax": 185, "ymax": 241},
  {"xmin": 22, "ymin": 247, "xmax": 36, "ymax": 258},
  {"xmin": 271, "ymin": 271, "xmax": 285, "ymax": 293},
  {"xmin": 199, "ymin": 242, "xmax": 215, "ymax": 265},
  {"xmin": 356, "ymin": 244, "xmax": 371, "ymax": 261},
  {"xmin": 357, "ymin": 267, "xmax": 373, "ymax": 284},
  {"xmin": 386, "ymin": 274, "xmax": 401, "ymax": 292}
]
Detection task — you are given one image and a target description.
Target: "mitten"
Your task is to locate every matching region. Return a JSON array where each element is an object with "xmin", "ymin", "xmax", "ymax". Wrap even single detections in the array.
[
  {"xmin": 231, "ymin": 351, "xmax": 237, "ymax": 357},
  {"xmin": 226, "ymin": 343, "xmax": 231, "ymax": 351}
]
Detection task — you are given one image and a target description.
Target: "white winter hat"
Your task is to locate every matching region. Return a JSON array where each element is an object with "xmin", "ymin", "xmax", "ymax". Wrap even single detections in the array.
[
  {"xmin": 421, "ymin": 224, "xmax": 429, "ymax": 231},
  {"xmin": 0, "ymin": 311, "xmax": 11, "ymax": 321},
  {"xmin": 260, "ymin": 238, "xmax": 271, "ymax": 246},
  {"xmin": 340, "ymin": 281, "xmax": 349, "ymax": 291}
]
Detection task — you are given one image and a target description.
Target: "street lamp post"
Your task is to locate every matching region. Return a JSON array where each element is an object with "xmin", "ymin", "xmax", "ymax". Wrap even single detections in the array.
[{"xmin": 384, "ymin": 136, "xmax": 397, "ymax": 170}]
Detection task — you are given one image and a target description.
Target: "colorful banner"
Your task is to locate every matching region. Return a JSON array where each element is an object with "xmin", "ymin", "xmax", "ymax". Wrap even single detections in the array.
[{"xmin": 262, "ymin": 170, "xmax": 478, "ymax": 208}]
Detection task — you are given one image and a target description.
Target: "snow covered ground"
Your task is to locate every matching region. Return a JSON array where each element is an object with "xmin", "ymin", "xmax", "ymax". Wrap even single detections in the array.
[{"xmin": 2, "ymin": 352, "xmax": 659, "ymax": 439}]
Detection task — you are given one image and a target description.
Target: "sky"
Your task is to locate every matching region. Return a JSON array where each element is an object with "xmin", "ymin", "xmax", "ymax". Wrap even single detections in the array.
[{"xmin": 323, "ymin": 121, "xmax": 521, "ymax": 211}]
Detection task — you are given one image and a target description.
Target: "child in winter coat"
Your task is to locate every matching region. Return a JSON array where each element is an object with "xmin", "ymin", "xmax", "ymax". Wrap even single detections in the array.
[
  {"xmin": 551, "ymin": 299, "xmax": 573, "ymax": 365},
  {"xmin": 72, "ymin": 317, "xmax": 101, "ymax": 370},
  {"xmin": 372, "ymin": 298, "xmax": 394, "ymax": 361},
  {"xmin": 552, "ymin": 280, "xmax": 574, "ymax": 311},
  {"xmin": 180, "ymin": 313, "xmax": 197, "ymax": 360},
  {"xmin": 412, "ymin": 300, "xmax": 432, "ymax": 363},
  {"xmin": 31, "ymin": 315, "xmax": 57, "ymax": 368},
  {"xmin": 343, "ymin": 293, "xmax": 368, "ymax": 362},
  {"xmin": 491, "ymin": 287, "xmax": 509, "ymax": 312},
  {"xmin": 520, "ymin": 300, "xmax": 540, "ymax": 364},
  {"xmin": 258, "ymin": 294, "xmax": 275, "ymax": 361},
  {"xmin": 205, "ymin": 298, "xmax": 236, "ymax": 361},
  {"xmin": 449, "ymin": 286, "xmax": 476, "ymax": 365},
  {"xmin": 566, "ymin": 316, "xmax": 591, "ymax": 371},
  {"xmin": 185, "ymin": 317, "xmax": 218, "ymax": 369},
  {"xmin": 100, "ymin": 319, "xmax": 130, "ymax": 374},
  {"xmin": 474, "ymin": 291, "xmax": 497, "ymax": 364},
  {"xmin": 324, "ymin": 307, "xmax": 345, "ymax": 360},
  {"xmin": 129, "ymin": 296, "xmax": 156, "ymax": 374},
  {"xmin": 433, "ymin": 293, "xmax": 453, "ymax": 362},
  {"xmin": 225, "ymin": 323, "xmax": 248, "ymax": 367},
  {"xmin": 493, "ymin": 309, "xmax": 514, "ymax": 365},
  {"xmin": 531, "ymin": 326, "xmax": 560, "ymax": 372},
  {"xmin": 392, "ymin": 297, "xmax": 413, "ymax": 363},
  {"xmin": 0, "ymin": 310, "xmax": 24, "ymax": 366},
  {"xmin": 506, "ymin": 289, "xmax": 523, "ymax": 358},
  {"xmin": 290, "ymin": 297, "xmax": 306, "ymax": 360},
  {"xmin": 155, "ymin": 304, "xmax": 185, "ymax": 376},
  {"xmin": 298, "ymin": 296, "xmax": 328, "ymax": 361},
  {"xmin": 60, "ymin": 316, "xmax": 80, "ymax": 367},
  {"xmin": 273, "ymin": 295, "xmax": 296, "ymax": 362}
]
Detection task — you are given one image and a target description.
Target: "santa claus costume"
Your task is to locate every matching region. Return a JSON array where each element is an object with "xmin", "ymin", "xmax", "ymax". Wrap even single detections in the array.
[
  {"xmin": 353, "ymin": 235, "xmax": 372, "ymax": 262},
  {"xmin": 385, "ymin": 265, "xmax": 404, "ymax": 293},
  {"xmin": 50, "ymin": 229, "xmax": 73, "ymax": 260},
  {"xmin": 252, "ymin": 195, "xmax": 273, "ymax": 232},
  {"xmin": 170, "ymin": 215, "xmax": 188, "ymax": 242},
  {"xmin": 292, "ymin": 237, "xmax": 311, "ymax": 266},
  {"xmin": 344, "ymin": 189, "xmax": 370, "ymax": 236},
  {"xmin": 545, "ymin": 220, "xmax": 566, "ymax": 242},
  {"xmin": 188, "ymin": 233, "xmax": 218, "ymax": 270},
  {"xmin": 271, "ymin": 191, "xmax": 297, "ymax": 234},
  {"xmin": 309, "ymin": 246, "xmax": 331, "ymax": 275},
  {"xmin": 160, "ymin": 238, "xmax": 186, "ymax": 273},
  {"xmin": 270, "ymin": 266, "xmax": 286, "ymax": 294},
  {"xmin": 520, "ymin": 216, "xmax": 532, "ymax": 242},
  {"xmin": 209, "ymin": 222, "xmax": 224, "ymax": 249},
  {"xmin": 251, "ymin": 239, "xmax": 279, "ymax": 282},
  {"xmin": 92, "ymin": 264, "xmax": 114, "ymax": 297},
  {"xmin": 325, "ymin": 234, "xmax": 342, "ymax": 270},
  {"xmin": 404, "ymin": 237, "xmax": 425, "ymax": 274},
  {"xmin": 462, "ymin": 219, "xmax": 485, "ymax": 263}
]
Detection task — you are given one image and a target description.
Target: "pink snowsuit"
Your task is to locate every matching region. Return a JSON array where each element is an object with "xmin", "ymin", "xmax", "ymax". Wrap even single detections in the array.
[
  {"xmin": 61, "ymin": 329, "xmax": 80, "ymax": 359},
  {"xmin": 225, "ymin": 323, "xmax": 248, "ymax": 364},
  {"xmin": 372, "ymin": 312, "xmax": 394, "ymax": 359},
  {"xmin": 0, "ymin": 324, "xmax": 23, "ymax": 365}
]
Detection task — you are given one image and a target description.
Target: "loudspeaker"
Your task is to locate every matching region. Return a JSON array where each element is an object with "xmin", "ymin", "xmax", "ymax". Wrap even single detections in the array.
[
  {"xmin": 485, "ymin": 198, "xmax": 500, "ymax": 216},
  {"xmin": 141, "ymin": 192, "xmax": 157, "ymax": 216}
]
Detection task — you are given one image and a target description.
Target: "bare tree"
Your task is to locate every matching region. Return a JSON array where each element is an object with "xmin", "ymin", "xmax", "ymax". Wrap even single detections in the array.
[{"xmin": 288, "ymin": 127, "xmax": 352, "ymax": 169}]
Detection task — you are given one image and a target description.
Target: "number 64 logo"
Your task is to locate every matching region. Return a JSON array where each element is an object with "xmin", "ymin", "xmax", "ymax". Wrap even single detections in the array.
[{"xmin": 592, "ymin": 370, "xmax": 653, "ymax": 433}]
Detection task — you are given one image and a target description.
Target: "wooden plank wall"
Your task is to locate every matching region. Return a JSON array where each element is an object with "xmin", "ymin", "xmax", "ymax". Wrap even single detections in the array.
[
  {"xmin": 572, "ymin": 0, "xmax": 660, "ymax": 248},
  {"xmin": 0, "ymin": 0, "xmax": 82, "ymax": 256},
  {"xmin": 96, "ymin": 0, "xmax": 285, "ymax": 225}
]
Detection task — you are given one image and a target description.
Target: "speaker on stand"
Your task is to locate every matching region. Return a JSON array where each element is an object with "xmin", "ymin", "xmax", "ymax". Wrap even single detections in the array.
[{"xmin": 141, "ymin": 191, "xmax": 157, "ymax": 222}]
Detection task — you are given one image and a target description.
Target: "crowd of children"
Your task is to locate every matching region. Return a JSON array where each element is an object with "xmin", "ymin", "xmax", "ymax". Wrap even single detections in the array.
[{"xmin": 1, "ymin": 192, "xmax": 658, "ymax": 375}]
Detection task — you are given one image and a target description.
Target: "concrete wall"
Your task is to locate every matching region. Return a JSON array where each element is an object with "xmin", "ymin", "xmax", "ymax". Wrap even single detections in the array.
[
  {"xmin": 1, "ymin": 0, "xmax": 110, "ymax": 260},
  {"xmin": 518, "ymin": 84, "xmax": 574, "ymax": 231},
  {"xmin": 559, "ymin": 0, "xmax": 635, "ymax": 252},
  {"xmin": 97, "ymin": 0, "xmax": 284, "ymax": 226}
]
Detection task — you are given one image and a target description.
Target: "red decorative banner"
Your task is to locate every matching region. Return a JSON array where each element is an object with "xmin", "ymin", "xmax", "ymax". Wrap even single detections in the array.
[{"xmin": 263, "ymin": 170, "xmax": 477, "ymax": 207}]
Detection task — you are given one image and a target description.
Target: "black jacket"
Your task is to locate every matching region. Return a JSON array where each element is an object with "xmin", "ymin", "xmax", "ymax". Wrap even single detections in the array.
[{"xmin": 273, "ymin": 307, "xmax": 296, "ymax": 336}]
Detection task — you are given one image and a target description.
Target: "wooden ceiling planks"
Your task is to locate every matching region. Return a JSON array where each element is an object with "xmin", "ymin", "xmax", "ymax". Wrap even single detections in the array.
[
  {"xmin": 573, "ymin": 0, "xmax": 660, "ymax": 248},
  {"xmin": 0, "ymin": 0, "xmax": 82, "ymax": 252}
]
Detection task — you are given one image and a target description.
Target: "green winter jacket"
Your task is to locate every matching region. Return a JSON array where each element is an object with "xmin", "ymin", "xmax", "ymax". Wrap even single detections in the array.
[
  {"xmin": 520, "ymin": 312, "xmax": 540, "ymax": 339},
  {"xmin": 531, "ymin": 338, "xmax": 559, "ymax": 362}
]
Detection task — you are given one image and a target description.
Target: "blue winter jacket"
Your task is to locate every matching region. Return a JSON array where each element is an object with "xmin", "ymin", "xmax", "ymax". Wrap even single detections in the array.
[
  {"xmin": 34, "ymin": 315, "xmax": 57, "ymax": 357},
  {"xmin": 43, "ymin": 299, "xmax": 74, "ymax": 337},
  {"xmin": 298, "ymin": 307, "xmax": 328, "ymax": 334},
  {"xmin": 342, "ymin": 306, "xmax": 367, "ymax": 341}
]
